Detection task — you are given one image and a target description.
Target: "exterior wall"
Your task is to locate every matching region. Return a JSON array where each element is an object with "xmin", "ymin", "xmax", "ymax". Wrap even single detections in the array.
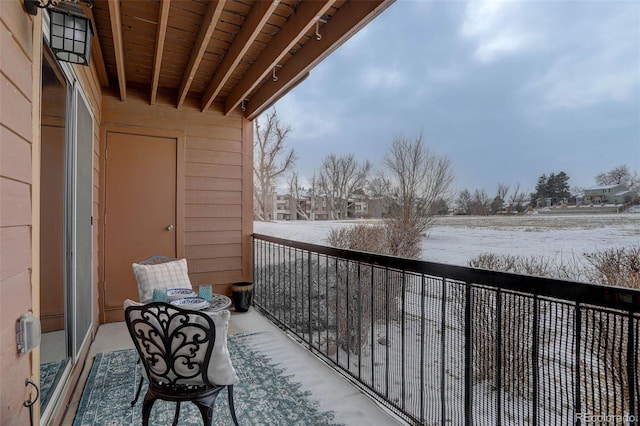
[
  {"xmin": 0, "ymin": 3, "xmax": 37, "ymax": 424},
  {"xmin": 100, "ymin": 92, "xmax": 253, "ymax": 308},
  {"xmin": 1, "ymin": 3, "xmax": 102, "ymax": 423}
]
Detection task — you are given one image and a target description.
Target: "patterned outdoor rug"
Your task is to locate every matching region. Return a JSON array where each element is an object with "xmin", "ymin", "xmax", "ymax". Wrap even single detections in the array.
[
  {"xmin": 40, "ymin": 359, "xmax": 67, "ymax": 410},
  {"xmin": 73, "ymin": 333, "xmax": 342, "ymax": 425}
]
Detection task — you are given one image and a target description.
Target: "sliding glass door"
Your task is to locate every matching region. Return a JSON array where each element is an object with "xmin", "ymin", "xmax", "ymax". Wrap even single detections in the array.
[{"xmin": 39, "ymin": 45, "xmax": 93, "ymax": 419}]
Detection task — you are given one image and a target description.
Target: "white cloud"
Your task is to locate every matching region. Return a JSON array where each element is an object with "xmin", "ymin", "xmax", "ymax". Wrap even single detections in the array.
[
  {"xmin": 522, "ymin": 6, "xmax": 640, "ymax": 110},
  {"xmin": 461, "ymin": 0, "xmax": 539, "ymax": 63},
  {"xmin": 361, "ymin": 66, "xmax": 405, "ymax": 89},
  {"xmin": 272, "ymin": 89, "xmax": 343, "ymax": 141},
  {"xmin": 526, "ymin": 55, "xmax": 639, "ymax": 110}
]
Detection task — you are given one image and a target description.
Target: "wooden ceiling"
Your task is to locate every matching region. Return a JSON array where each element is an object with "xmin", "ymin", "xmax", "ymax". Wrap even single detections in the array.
[{"xmin": 86, "ymin": 0, "xmax": 394, "ymax": 119}]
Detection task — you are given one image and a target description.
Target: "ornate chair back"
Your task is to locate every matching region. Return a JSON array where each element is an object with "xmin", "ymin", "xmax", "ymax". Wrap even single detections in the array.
[{"xmin": 125, "ymin": 302, "xmax": 215, "ymax": 389}]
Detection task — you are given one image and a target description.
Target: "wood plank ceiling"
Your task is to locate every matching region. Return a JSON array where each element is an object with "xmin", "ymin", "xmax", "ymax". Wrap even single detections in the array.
[{"xmin": 88, "ymin": 0, "xmax": 395, "ymax": 119}]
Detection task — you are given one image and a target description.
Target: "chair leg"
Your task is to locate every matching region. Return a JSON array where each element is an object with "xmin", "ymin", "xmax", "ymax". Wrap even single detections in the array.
[
  {"xmin": 193, "ymin": 398, "xmax": 216, "ymax": 426},
  {"xmin": 131, "ymin": 376, "xmax": 144, "ymax": 407},
  {"xmin": 172, "ymin": 401, "xmax": 181, "ymax": 426},
  {"xmin": 141, "ymin": 396, "xmax": 156, "ymax": 426},
  {"xmin": 228, "ymin": 385, "xmax": 240, "ymax": 426}
]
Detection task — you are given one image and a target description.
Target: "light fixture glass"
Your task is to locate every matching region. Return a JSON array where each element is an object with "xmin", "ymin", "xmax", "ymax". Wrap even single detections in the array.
[{"xmin": 48, "ymin": 2, "xmax": 93, "ymax": 66}]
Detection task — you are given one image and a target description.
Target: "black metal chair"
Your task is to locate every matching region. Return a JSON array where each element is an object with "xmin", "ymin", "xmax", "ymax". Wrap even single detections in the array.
[
  {"xmin": 130, "ymin": 255, "xmax": 183, "ymax": 407},
  {"xmin": 124, "ymin": 302, "xmax": 239, "ymax": 426}
]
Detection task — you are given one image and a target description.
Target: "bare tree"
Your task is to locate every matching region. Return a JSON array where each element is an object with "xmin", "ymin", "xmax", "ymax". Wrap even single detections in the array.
[
  {"xmin": 507, "ymin": 182, "xmax": 527, "ymax": 213},
  {"xmin": 253, "ymin": 110, "xmax": 296, "ymax": 221},
  {"xmin": 382, "ymin": 132, "xmax": 454, "ymax": 257},
  {"xmin": 469, "ymin": 189, "xmax": 491, "ymax": 215},
  {"xmin": 595, "ymin": 164, "xmax": 640, "ymax": 194},
  {"xmin": 456, "ymin": 189, "xmax": 472, "ymax": 214},
  {"xmin": 318, "ymin": 154, "xmax": 371, "ymax": 219},
  {"xmin": 286, "ymin": 172, "xmax": 309, "ymax": 220}
]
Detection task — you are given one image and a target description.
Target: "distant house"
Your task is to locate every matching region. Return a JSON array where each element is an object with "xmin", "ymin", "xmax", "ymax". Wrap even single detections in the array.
[{"xmin": 581, "ymin": 184, "xmax": 637, "ymax": 205}]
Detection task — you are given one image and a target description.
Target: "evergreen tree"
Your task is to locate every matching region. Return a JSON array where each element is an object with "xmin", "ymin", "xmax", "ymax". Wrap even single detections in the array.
[{"xmin": 533, "ymin": 171, "xmax": 571, "ymax": 206}]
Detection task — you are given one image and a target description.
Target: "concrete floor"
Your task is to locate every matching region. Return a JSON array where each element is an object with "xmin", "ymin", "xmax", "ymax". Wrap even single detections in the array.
[{"xmin": 61, "ymin": 309, "xmax": 403, "ymax": 425}]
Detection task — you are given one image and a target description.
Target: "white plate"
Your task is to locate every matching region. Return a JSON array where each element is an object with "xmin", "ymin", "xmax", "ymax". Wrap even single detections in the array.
[
  {"xmin": 170, "ymin": 297, "xmax": 209, "ymax": 310},
  {"xmin": 166, "ymin": 288, "xmax": 196, "ymax": 301}
]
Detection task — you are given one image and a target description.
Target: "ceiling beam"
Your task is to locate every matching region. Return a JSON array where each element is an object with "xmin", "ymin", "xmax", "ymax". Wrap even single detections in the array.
[
  {"xmin": 150, "ymin": 0, "xmax": 171, "ymax": 105},
  {"xmin": 200, "ymin": 0, "xmax": 279, "ymax": 112},
  {"xmin": 108, "ymin": 0, "xmax": 126, "ymax": 101},
  {"xmin": 81, "ymin": 4, "xmax": 108, "ymax": 87},
  {"xmin": 245, "ymin": 0, "xmax": 394, "ymax": 120},
  {"xmin": 176, "ymin": 0, "xmax": 226, "ymax": 108},
  {"xmin": 224, "ymin": 0, "xmax": 337, "ymax": 115}
]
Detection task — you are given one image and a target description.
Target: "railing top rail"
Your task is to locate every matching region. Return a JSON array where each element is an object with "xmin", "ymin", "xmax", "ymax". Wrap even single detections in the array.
[{"xmin": 252, "ymin": 233, "xmax": 640, "ymax": 312}]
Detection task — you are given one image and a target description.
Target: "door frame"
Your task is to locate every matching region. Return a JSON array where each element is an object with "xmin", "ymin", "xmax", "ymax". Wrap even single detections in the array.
[{"xmin": 99, "ymin": 126, "xmax": 185, "ymax": 323}]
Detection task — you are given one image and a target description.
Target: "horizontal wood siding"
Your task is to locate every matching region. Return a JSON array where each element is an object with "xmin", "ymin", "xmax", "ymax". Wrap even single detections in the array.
[
  {"xmin": 0, "ymin": 2, "xmax": 34, "ymax": 424},
  {"xmin": 101, "ymin": 93, "xmax": 252, "ymax": 297}
]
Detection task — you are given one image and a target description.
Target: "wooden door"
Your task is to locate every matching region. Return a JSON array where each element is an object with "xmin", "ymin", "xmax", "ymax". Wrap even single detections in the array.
[{"xmin": 103, "ymin": 132, "xmax": 177, "ymax": 322}]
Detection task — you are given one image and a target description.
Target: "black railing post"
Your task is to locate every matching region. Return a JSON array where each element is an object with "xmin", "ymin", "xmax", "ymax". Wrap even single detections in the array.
[
  {"xmin": 440, "ymin": 277, "xmax": 447, "ymax": 424},
  {"xmin": 346, "ymin": 260, "xmax": 351, "ymax": 366},
  {"xmin": 307, "ymin": 250, "xmax": 312, "ymax": 349},
  {"xmin": 532, "ymin": 295, "xmax": 539, "ymax": 426},
  {"xmin": 420, "ymin": 274, "xmax": 426, "ymax": 424},
  {"xmin": 370, "ymin": 264, "xmax": 375, "ymax": 388},
  {"xmin": 357, "ymin": 263, "xmax": 362, "ymax": 380},
  {"xmin": 464, "ymin": 282, "xmax": 473, "ymax": 426},
  {"xmin": 385, "ymin": 267, "xmax": 390, "ymax": 399},
  {"xmin": 401, "ymin": 271, "xmax": 406, "ymax": 410},
  {"xmin": 496, "ymin": 289, "xmax": 502, "ymax": 426},
  {"xmin": 627, "ymin": 312, "xmax": 637, "ymax": 425},
  {"xmin": 575, "ymin": 304, "xmax": 582, "ymax": 425}
]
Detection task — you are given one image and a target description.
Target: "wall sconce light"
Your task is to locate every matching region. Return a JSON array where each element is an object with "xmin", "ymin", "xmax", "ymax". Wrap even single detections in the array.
[{"xmin": 24, "ymin": 0, "xmax": 94, "ymax": 66}]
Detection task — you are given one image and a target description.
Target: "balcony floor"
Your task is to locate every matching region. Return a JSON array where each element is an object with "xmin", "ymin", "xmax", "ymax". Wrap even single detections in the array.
[{"xmin": 61, "ymin": 309, "xmax": 403, "ymax": 425}]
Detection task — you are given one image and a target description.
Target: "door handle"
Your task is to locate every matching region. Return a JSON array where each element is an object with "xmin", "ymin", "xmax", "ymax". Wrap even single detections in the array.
[{"xmin": 166, "ymin": 225, "xmax": 174, "ymax": 231}]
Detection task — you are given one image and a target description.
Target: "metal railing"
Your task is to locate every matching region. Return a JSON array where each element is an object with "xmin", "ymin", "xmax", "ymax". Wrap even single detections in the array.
[{"xmin": 252, "ymin": 234, "xmax": 640, "ymax": 425}]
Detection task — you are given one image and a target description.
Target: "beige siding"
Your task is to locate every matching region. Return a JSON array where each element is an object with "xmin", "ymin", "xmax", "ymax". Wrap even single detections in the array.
[
  {"xmin": 0, "ymin": 2, "xmax": 34, "ymax": 425},
  {"xmin": 101, "ymin": 92, "xmax": 253, "ymax": 298}
]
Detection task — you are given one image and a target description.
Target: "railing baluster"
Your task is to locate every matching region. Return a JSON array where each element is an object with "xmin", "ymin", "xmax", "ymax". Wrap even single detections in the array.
[
  {"xmin": 385, "ymin": 267, "xmax": 390, "ymax": 399},
  {"xmin": 420, "ymin": 274, "xmax": 426, "ymax": 424},
  {"xmin": 440, "ymin": 277, "xmax": 447, "ymax": 424},
  {"xmin": 575, "ymin": 304, "xmax": 582, "ymax": 425},
  {"xmin": 464, "ymin": 282, "xmax": 473, "ymax": 426},
  {"xmin": 346, "ymin": 259, "xmax": 351, "ymax": 368},
  {"xmin": 628, "ymin": 312, "xmax": 637, "ymax": 425},
  {"xmin": 496, "ymin": 289, "xmax": 502, "ymax": 426},
  {"xmin": 357, "ymin": 263, "xmax": 362, "ymax": 380},
  {"xmin": 371, "ymin": 264, "xmax": 375, "ymax": 390},
  {"xmin": 325, "ymin": 254, "xmax": 329, "ymax": 356},
  {"xmin": 308, "ymin": 249, "xmax": 312, "ymax": 349},
  {"xmin": 317, "ymin": 252, "xmax": 321, "ymax": 350},
  {"xmin": 532, "ymin": 295, "xmax": 539, "ymax": 426}
]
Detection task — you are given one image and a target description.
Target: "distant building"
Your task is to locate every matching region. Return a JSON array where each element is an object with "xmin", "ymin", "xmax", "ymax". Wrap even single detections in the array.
[
  {"xmin": 581, "ymin": 184, "xmax": 637, "ymax": 205},
  {"xmin": 267, "ymin": 191, "xmax": 390, "ymax": 220}
]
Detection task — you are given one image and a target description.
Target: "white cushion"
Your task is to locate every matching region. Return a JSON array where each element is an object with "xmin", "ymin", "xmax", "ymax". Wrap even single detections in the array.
[
  {"xmin": 132, "ymin": 258, "xmax": 192, "ymax": 301},
  {"xmin": 202, "ymin": 309, "xmax": 239, "ymax": 386}
]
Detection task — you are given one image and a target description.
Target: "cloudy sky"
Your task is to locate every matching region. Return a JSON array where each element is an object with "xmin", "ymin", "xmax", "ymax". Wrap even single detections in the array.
[{"xmin": 272, "ymin": 0, "xmax": 640, "ymax": 195}]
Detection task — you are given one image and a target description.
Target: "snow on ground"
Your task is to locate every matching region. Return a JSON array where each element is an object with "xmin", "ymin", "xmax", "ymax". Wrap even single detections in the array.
[{"xmin": 254, "ymin": 213, "xmax": 639, "ymax": 266}]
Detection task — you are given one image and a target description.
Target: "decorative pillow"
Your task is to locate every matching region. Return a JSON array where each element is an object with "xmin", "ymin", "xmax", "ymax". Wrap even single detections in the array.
[
  {"xmin": 203, "ymin": 309, "xmax": 239, "ymax": 386},
  {"xmin": 132, "ymin": 258, "xmax": 192, "ymax": 301}
]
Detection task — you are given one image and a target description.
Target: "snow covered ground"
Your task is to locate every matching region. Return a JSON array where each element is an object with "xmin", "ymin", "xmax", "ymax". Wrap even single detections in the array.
[{"xmin": 254, "ymin": 213, "xmax": 639, "ymax": 266}]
